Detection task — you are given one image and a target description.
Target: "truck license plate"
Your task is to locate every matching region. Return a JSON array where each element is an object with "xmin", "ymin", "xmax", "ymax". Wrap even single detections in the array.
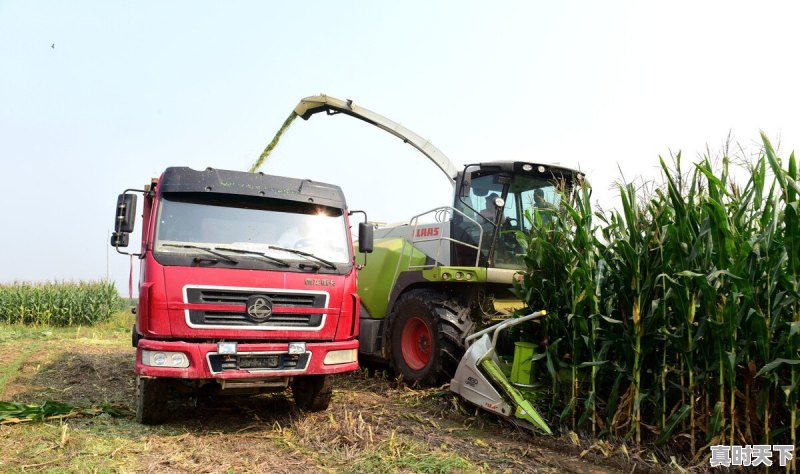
[{"xmin": 238, "ymin": 355, "xmax": 280, "ymax": 369}]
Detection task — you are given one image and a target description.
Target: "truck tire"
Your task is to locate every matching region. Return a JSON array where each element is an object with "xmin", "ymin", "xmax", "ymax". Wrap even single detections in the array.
[
  {"xmin": 292, "ymin": 375, "xmax": 332, "ymax": 412},
  {"xmin": 135, "ymin": 376, "xmax": 171, "ymax": 425},
  {"xmin": 388, "ymin": 289, "xmax": 473, "ymax": 386}
]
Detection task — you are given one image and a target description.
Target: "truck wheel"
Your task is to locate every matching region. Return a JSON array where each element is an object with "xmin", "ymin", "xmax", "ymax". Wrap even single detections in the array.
[
  {"xmin": 135, "ymin": 376, "xmax": 171, "ymax": 425},
  {"xmin": 292, "ymin": 375, "xmax": 332, "ymax": 412},
  {"xmin": 388, "ymin": 289, "xmax": 472, "ymax": 387}
]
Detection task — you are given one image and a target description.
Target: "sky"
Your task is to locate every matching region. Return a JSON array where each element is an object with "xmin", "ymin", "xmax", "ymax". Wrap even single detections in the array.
[{"xmin": 1, "ymin": 1, "xmax": 798, "ymax": 295}]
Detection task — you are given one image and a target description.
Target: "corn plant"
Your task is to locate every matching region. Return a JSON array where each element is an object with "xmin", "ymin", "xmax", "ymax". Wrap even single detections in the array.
[
  {"xmin": 516, "ymin": 134, "xmax": 799, "ymax": 460},
  {"xmin": 0, "ymin": 281, "xmax": 124, "ymax": 326}
]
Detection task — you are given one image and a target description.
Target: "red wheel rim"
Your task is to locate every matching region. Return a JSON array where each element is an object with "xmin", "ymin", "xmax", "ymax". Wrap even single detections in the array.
[{"xmin": 401, "ymin": 316, "xmax": 432, "ymax": 370}]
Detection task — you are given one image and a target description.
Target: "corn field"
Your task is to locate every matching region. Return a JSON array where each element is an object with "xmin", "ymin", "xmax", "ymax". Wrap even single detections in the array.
[
  {"xmin": 0, "ymin": 281, "xmax": 125, "ymax": 326},
  {"xmin": 516, "ymin": 133, "xmax": 799, "ymax": 458}
]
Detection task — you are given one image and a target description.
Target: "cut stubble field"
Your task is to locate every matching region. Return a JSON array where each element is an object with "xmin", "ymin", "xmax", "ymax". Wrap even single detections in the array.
[{"xmin": 0, "ymin": 318, "xmax": 652, "ymax": 473}]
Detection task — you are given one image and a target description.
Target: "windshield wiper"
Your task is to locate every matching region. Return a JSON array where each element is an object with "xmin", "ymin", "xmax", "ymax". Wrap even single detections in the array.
[
  {"xmin": 215, "ymin": 246, "xmax": 290, "ymax": 268},
  {"xmin": 268, "ymin": 245, "xmax": 337, "ymax": 270},
  {"xmin": 162, "ymin": 244, "xmax": 238, "ymax": 265}
]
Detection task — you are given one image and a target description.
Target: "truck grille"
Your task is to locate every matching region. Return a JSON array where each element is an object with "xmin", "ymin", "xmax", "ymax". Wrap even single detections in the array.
[{"xmin": 186, "ymin": 287, "xmax": 327, "ymax": 329}]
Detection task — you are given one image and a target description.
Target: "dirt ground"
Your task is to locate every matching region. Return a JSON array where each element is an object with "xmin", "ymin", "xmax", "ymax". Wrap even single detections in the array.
[{"xmin": 0, "ymin": 326, "xmax": 674, "ymax": 473}]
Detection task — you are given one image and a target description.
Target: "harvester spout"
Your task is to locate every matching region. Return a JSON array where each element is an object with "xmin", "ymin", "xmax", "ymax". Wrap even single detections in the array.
[{"xmin": 294, "ymin": 94, "xmax": 458, "ymax": 186}]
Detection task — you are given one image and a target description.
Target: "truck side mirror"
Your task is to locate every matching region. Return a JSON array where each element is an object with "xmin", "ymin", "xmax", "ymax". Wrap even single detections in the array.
[
  {"xmin": 110, "ymin": 232, "xmax": 130, "ymax": 248},
  {"xmin": 358, "ymin": 222, "xmax": 374, "ymax": 253},
  {"xmin": 115, "ymin": 194, "xmax": 138, "ymax": 233}
]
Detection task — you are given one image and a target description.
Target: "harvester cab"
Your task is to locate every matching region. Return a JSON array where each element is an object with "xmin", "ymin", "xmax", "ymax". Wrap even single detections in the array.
[{"xmin": 290, "ymin": 94, "xmax": 584, "ymax": 432}]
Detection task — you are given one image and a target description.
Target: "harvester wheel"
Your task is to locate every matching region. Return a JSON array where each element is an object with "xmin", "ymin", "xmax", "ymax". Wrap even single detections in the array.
[
  {"xmin": 388, "ymin": 289, "xmax": 472, "ymax": 386},
  {"xmin": 292, "ymin": 375, "xmax": 332, "ymax": 412},
  {"xmin": 135, "ymin": 376, "xmax": 171, "ymax": 425}
]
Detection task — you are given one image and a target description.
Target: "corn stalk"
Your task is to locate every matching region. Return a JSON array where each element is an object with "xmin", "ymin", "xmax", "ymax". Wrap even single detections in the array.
[{"xmin": 517, "ymin": 135, "xmax": 799, "ymax": 458}]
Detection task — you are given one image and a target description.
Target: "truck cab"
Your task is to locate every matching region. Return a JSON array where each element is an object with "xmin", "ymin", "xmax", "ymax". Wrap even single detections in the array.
[{"xmin": 112, "ymin": 166, "xmax": 371, "ymax": 424}]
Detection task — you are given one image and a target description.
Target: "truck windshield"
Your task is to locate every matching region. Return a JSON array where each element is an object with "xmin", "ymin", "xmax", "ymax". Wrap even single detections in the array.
[
  {"xmin": 455, "ymin": 171, "xmax": 570, "ymax": 270},
  {"xmin": 153, "ymin": 193, "xmax": 351, "ymax": 267}
]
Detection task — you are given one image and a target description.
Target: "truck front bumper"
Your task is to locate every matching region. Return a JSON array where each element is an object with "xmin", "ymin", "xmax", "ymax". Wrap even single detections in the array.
[{"xmin": 135, "ymin": 339, "xmax": 359, "ymax": 379}]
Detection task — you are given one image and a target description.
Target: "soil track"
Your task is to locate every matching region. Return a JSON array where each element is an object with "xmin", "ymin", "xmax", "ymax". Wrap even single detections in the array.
[{"xmin": 0, "ymin": 330, "xmax": 668, "ymax": 473}]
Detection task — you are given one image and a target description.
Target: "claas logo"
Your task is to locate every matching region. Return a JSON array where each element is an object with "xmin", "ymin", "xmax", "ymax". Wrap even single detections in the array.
[{"xmin": 415, "ymin": 227, "xmax": 440, "ymax": 238}]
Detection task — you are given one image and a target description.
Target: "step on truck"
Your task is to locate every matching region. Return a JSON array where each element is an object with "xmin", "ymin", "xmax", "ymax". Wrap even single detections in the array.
[{"xmin": 111, "ymin": 166, "xmax": 373, "ymax": 424}]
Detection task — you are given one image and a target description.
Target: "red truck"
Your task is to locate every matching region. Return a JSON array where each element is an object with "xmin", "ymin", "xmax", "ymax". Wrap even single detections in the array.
[{"xmin": 111, "ymin": 166, "xmax": 372, "ymax": 424}]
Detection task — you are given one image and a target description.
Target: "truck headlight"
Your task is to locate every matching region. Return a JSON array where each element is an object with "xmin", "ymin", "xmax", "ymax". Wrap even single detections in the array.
[
  {"xmin": 171, "ymin": 353, "xmax": 186, "ymax": 367},
  {"xmin": 153, "ymin": 352, "xmax": 166, "ymax": 366},
  {"xmin": 323, "ymin": 349, "xmax": 357, "ymax": 365},
  {"xmin": 142, "ymin": 350, "xmax": 190, "ymax": 368}
]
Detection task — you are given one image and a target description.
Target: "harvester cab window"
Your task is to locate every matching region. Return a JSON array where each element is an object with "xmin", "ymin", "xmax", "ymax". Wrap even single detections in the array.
[
  {"xmin": 461, "ymin": 174, "xmax": 504, "ymax": 224},
  {"xmin": 454, "ymin": 173, "xmax": 504, "ymax": 249},
  {"xmin": 519, "ymin": 186, "xmax": 560, "ymax": 231},
  {"xmin": 492, "ymin": 174, "xmax": 566, "ymax": 269}
]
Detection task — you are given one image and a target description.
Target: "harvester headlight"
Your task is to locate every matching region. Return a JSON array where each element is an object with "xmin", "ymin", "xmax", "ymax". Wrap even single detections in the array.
[
  {"xmin": 455, "ymin": 272, "xmax": 463, "ymax": 280},
  {"xmin": 142, "ymin": 350, "xmax": 190, "ymax": 368},
  {"xmin": 522, "ymin": 164, "xmax": 533, "ymax": 172},
  {"xmin": 465, "ymin": 273, "xmax": 473, "ymax": 281},
  {"xmin": 537, "ymin": 165, "xmax": 546, "ymax": 173},
  {"xmin": 442, "ymin": 272, "xmax": 451, "ymax": 281}
]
